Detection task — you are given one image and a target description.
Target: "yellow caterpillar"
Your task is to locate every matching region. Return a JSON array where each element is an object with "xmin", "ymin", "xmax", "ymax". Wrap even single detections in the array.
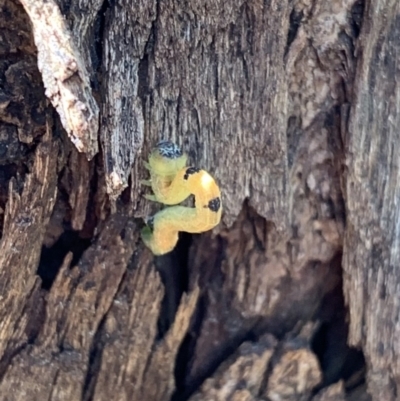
[{"xmin": 141, "ymin": 141, "xmax": 222, "ymax": 255}]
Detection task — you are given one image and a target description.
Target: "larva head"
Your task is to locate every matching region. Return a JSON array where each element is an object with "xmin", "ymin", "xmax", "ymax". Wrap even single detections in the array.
[{"xmin": 148, "ymin": 141, "xmax": 188, "ymax": 177}]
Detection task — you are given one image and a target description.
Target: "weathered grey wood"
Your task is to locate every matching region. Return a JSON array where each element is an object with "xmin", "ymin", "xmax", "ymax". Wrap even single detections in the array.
[
  {"xmin": 100, "ymin": 0, "xmax": 154, "ymax": 198},
  {"xmin": 343, "ymin": 1, "xmax": 400, "ymax": 400},
  {"xmin": 139, "ymin": 0, "xmax": 289, "ymax": 228}
]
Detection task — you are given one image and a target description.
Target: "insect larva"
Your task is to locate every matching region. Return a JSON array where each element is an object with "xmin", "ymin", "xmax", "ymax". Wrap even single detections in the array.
[{"xmin": 141, "ymin": 141, "xmax": 222, "ymax": 255}]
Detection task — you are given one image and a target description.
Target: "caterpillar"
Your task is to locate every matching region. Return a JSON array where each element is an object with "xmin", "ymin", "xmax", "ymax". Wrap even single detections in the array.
[{"xmin": 141, "ymin": 141, "xmax": 222, "ymax": 255}]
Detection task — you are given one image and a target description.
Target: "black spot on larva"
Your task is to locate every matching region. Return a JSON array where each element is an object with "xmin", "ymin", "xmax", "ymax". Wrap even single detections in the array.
[
  {"xmin": 183, "ymin": 167, "xmax": 200, "ymax": 180},
  {"xmin": 205, "ymin": 197, "xmax": 221, "ymax": 212},
  {"xmin": 156, "ymin": 140, "xmax": 183, "ymax": 159},
  {"xmin": 146, "ymin": 216, "xmax": 155, "ymax": 230}
]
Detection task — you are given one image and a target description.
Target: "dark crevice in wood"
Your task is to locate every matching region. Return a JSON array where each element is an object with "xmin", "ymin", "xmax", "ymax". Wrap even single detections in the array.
[
  {"xmin": 312, "ymin": 321, "xmax": 366, "ymax": 392},
  {"xmin": 173, "ymin": 294, "xmax": 205, "ymax": 401},
  {"xmin": 84, "ymin": 153, "xmax": 104, "ymax": 236},
  {"xmin": 172, "ymin": 233, "xmax": 228, "ymax": 399},
  {"xmin": 0, "ymin": 343, "xmax": 28, "ymax": 382},
  {"xmin": 176, "ymin": 91, "xmax": 181, "ymax": 139},
  {"xmin": 92, "ymin": 0, "xmax": 110, "ymax": 90},
  {"xmin": 37, "ymin": 231, "xmax": 92, "ymax": 290},
  {"xmin": 119, "ymin": 175, "xmax": 133, "ymax": 206},
  {"xmin": 0, "ymin": 125, "xmax": 29, "ymax": 165},
  {"xmin": 389, "ymin": 376, "xmax": 398, "ymax": 399},
  {"xmin": 137, "ymin": 52, "xmax": 150, "ymax": 103},
  {"xmin": 285, "ymin": 7, "xmax": 303, "ymax": 58},
  {"xmin": 171, "ymin": 232, "xmax": 235, "ymax": 399},
  {"xmin": 56, "ymin": 0, "xmax": 71, "ymax": 17},
  {"xmin": 143, "ymin": 0, "xmax": 159, "ymax": 58},
  {"xmin": 0, "ymin": 51, "xmax": 37, "ymax": 74},
  {"xmin": 311, "ymin": 256, "xmax": 366, "ymax": 395},
  {"xmin": 286, "ymin": 115, "xmax": 302, "ymax": 169},
  {"xmin": 24, "ymin": 287, "xmax": 46, "ymax": 346},
  {"xmin": 350, "ymin": 0, "xmax": 366, "ymax": 39},
  {"xmin": 137, "ymin": 9, "xmax": 155, "ymax": 110},
  {"xmin": 155, "ymin": 232, "xmax": 191, "ymax": 339},
  {"xmin": 82, "ymin": 313, "xmax": 108, "ymax": 401},
  {"xmin": 257, "ymin": 334, "xmax": 294, "ymax": 398},
  {"xmin": 210, "ymin": 35, "xmax": 220, "ymax": 110},
  {"xmin": 95, "ymin": 0, "xmax": 111, "ymax": 105},
  {"xmin": 172, "ymin": 311, "xmax": 260, "ymax": 401}
]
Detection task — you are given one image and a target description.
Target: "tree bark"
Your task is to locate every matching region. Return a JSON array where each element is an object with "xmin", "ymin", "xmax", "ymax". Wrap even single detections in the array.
[{"xmin": 0, "ymin": 0, "xmax": 395, "ymax": 400}]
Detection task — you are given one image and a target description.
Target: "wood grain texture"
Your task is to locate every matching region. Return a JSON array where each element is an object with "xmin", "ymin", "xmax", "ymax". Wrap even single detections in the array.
[
  {"xmin": 100, "ymin": 0, "xmax": 154, "ymax": 197},
  {"xmin": 343, "ymin": 1, "xmax": 400, "ymax": 399},
  {"xmin": 0, "ymin": 122, "xmax": 59, "ymax": 361},
  {"xmin": 0, "ymin": 213, "xmax": 139, "ymax": 401},
  {"xmin": 139, "ymin": 0, "xmax": 289, "ymax": 227},
  {"xmin": 1, "ymin": 0, "xmax": 395, "ymax": 400}
]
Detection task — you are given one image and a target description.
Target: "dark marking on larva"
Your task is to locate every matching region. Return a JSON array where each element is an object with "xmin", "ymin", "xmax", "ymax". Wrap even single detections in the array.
[
  {"xmin": 183, "ymin": 167, "xmax": 201, "ymax": 180},
  {"xmin": 146, "ymin": 215, "xmax": 155, "ymax": 230},
  {"xmin": 157, "ymin": 140, "xmax": 182, "ymax": 159},
  {"xmin": 204, "ymin": 197, "xmax": 221, "ymax": 212}
]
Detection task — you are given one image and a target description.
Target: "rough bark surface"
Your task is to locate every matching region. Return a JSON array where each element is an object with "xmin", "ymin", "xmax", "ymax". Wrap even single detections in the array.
[
  {"xmin": 0, "ymin": 0, "xmax": 396, "ymax": 400},
  {"xmin": 343, "ymin": 1, "xmax": 400, "ymax": 400}
]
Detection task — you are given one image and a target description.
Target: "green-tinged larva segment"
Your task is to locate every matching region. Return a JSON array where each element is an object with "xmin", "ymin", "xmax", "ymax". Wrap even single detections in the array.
[{"xmin": 141, "ymin": 141, "xmax": 222, "ymax": 255}]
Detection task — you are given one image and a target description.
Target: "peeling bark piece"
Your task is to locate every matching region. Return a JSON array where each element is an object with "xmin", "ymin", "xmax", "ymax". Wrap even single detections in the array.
[{"xmin": 19, "ymin": 0, "xmax": 99, "ymax": 159}]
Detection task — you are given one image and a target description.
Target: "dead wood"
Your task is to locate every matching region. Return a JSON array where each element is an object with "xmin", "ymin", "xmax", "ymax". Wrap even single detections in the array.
[{"xmin": 0, "ymin": 0, "xmax": 397, "ymax": 400}]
